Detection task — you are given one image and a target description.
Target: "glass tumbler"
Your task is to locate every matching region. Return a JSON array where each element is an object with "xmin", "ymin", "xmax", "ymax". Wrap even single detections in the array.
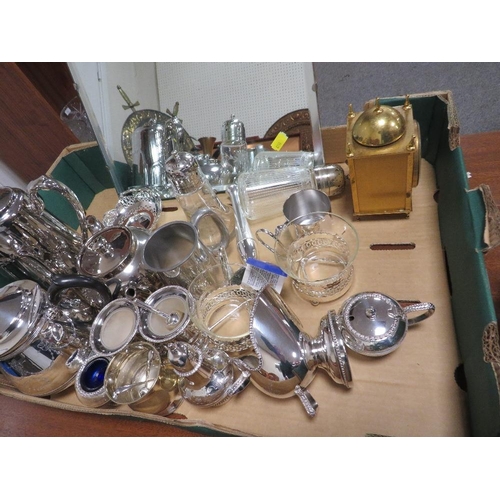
[{"xmin": 265, "ymin": 212, "xmax": 359, "ymax": 304}]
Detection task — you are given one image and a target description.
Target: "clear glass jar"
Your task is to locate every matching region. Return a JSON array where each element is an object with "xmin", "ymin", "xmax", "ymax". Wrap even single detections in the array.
[
  {"xmin": 220, "ymin": 115, "xmax": 251, "ymax": 182},
  {"xmin": 252, "ymin": 151, "xmax": 315, "ymax": 171},
  {"xmin": 237, "ymin": 166, "xmax": 317, "ymax": 221},
  {"xmin": 220, "ymin": 142, "xmax": 251, "ymax": 182},
  {"xmin": 165, "ymin": 152, "xmax": 235, "ymax": 247}
]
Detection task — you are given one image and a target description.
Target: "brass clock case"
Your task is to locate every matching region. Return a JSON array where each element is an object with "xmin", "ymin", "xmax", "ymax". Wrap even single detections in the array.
[{"xmin": 346, "ymin": 96, "xmax": 421, "ymax": 218}]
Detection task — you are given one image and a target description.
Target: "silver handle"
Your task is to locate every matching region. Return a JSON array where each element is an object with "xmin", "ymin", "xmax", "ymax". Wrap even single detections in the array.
[
  {"xmin": 190, "ymin": 207, "xmax": 230, "ymax": 252},
  {"xmin": 294, "ymin": 385, "xmax": 318, "ymax": 417},
  {"xmin": 226, "ymin": 184, "xmax": 258, "ymax": 262},
  {"xmin": 27, "ymin": 175, "xmax": 90, "ymax": 242},
  {"xmin": 404, "ymin": 302, "xmax": 436, "ymax": 326},
  {"xmin": 255, "ymin": 228, "xmax": 279, "ymax": 253}
]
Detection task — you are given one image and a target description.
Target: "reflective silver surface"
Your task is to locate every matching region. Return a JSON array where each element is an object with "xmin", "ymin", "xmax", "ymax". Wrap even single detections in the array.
[
  {"xmin": 0, "ymin": 178, "xmax": 89, "ymax": 286},
  {"xmin": 140, "ymin": 285, "xmax": 192, "ymax": 343},
  {"xmin": 90, "ymin": 298, "xmax": 140, "ymax": 356},
  {"xmin": 282, "ymin": 188, "xmax": 331, "ymax": 222},
  {"xmin": 104, "ymin": 341, "xmax": 162, "ymax": 405},
  {"xmin": 142, "ymin": 210, "xmax": 229, "ymax": 289},
  {"xmin": 166, "ymin": 341, "xmax": 250, "ymax": 407},
  {"xmin": 248, "ymin": 285, "xmax": 351, "ymax": 416},
  {"xmin": 339, "ymin": 292, "xmax": 435, "ymax": 356},
  {"xmin": 226, "ymin": 184, "xmax": 258, "ymax": 262},
  {"xmin": 79, "ymin": 225, "xmax": 159, "ymax": 299}
]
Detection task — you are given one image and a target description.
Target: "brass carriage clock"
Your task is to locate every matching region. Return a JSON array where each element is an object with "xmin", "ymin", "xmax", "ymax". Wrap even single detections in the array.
[{"xmin": 345, "ymin": 96, "xmax": 421, "ymax": 218}]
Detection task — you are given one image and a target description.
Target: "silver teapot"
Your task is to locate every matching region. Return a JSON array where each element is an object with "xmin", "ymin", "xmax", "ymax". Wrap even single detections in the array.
[
  {"xmin": 248, "ymin": 285, "xmax": 352, "ymax": 417},
  {"xmin": 248, "ymin": 286, "xmax": 435, "ymax": 416},
  {"xmin": 78, "ymin": 225, "xmax": 161, "ymax": 300},
  {"xmin": 0, "ymin": 278, "xmax": 106, "ymax": 396}
]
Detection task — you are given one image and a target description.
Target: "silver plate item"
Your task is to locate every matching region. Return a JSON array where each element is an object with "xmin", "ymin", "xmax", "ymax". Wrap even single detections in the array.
[{"xmin": 339, "ymin": 291, "xmax": 435, "ymax": 356}]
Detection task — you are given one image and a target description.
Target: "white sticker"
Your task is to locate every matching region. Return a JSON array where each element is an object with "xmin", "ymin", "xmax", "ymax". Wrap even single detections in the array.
[{"xmin": 242, "ymin": 258, "xmax": 287, "ymax": 293}]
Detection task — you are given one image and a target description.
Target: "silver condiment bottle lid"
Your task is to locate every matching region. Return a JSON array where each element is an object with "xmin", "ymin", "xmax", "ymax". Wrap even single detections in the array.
[
  {"xmin": 221, "ymin": 114, "xmax": 246, "ymax": 144},
  {"xmin": 313, "ymin": 163, "xmax": 346, "ymax": 197},
  {"xmin": 165, "ymin": 151, "xmax": 205, "ymax": 194}
]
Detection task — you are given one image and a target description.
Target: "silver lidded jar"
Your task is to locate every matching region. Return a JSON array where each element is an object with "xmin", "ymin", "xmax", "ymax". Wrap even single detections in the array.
[
  {"xmin": 220, "ymin": 114, "xmax": 251, "ymax": 183},
  {"xmin": 165, "ymin": 151, "xmax": 235, "ymax": 246}
]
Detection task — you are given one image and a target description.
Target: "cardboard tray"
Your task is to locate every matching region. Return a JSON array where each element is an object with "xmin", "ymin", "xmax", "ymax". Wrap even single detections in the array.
[{"xmin": 1, "ymin": 92, "xmax": 499, "ymax": 436}]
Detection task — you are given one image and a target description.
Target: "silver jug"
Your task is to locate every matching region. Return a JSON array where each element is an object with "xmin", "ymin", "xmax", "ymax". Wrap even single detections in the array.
[
  {"xmin": 0, "ymin": 176, "xmax": 90, "ymax": 287},
  {"xmin": 0, "ymin": 279, "xmax": 99, "ymax": 396},
  {"xmin": 248, "ymin": 285, "xmax": 352, "ymax": 417},
  {"xmin": 131, "ymin": 120, "xmax": 174, "ymax": 198}
]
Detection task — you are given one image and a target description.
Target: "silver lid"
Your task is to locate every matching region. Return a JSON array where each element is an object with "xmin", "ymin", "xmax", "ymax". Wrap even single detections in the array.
[
  {"xmin": 340, "ymin": 292, "xmax": 406, "ymax": 356},
  {"xmin": 221, "ymin": 114, "xmax": 246, "ymax": 143},
  {"xmin": 165, "ymin": 117, "xmax": 195, "ymax": 153},
  {"xmin": 79, "ymin": 226, "xmax": 134, "ymax": 277},
  {"xmin": 313, "ymin": 164, "xmax": 346, "ymax": 197}
]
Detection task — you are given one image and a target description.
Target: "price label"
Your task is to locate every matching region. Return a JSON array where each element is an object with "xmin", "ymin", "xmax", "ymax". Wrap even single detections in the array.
[
  {"xmin": 242, "ymin": 258, "xmax": 287, "ymax": 293},
  {"xmin": 271, "ymin": 131, "xmax": 288, "ymax": 151}
]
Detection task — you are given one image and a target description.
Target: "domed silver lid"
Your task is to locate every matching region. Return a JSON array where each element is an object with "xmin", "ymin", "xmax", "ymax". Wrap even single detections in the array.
[
  {"xmin": 79, "ymin": 226, "xmax": 134, "ymax": 277},
  {"xmin": 221, "ymin": 114, "xmax": 246, "ymax": 143},
  {"xmin": 339, "ymin": 292, "xmax": 408, "ymax": 356}
]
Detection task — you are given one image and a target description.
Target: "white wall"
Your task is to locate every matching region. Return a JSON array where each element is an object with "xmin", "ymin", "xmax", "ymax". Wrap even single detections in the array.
[
  {"xmin": 156, "ymin": 62, "xmax": 311, "ymax": 140},
  {"xmin": 0, "ymin": 159, "xmax": 27, "ymax": 189},
  {"xmin": 69, "ymin": 62, "xmax": 159, "ymax": 164},
  {"xmin": 69, "ymin": 62, "xmax": 321, "ymax": 165}
]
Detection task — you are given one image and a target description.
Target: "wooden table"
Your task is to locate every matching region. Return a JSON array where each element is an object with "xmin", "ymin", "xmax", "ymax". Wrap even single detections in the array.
[{"xmin": 1, "ymin": 131, "xmax": 499, "ymax": 437}]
